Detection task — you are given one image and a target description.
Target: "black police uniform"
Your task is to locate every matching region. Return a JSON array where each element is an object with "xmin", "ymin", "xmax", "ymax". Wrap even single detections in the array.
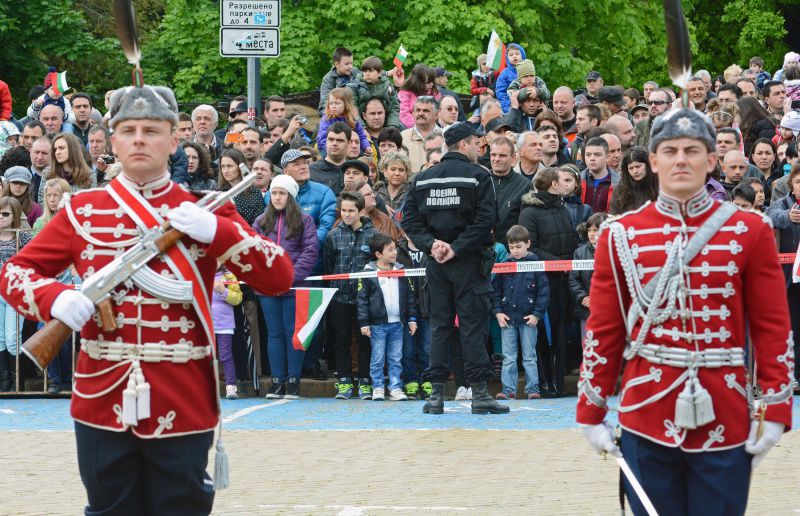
[{"xmin": 402, "ymin": 151, "xmax": 496, "ymax": 384}]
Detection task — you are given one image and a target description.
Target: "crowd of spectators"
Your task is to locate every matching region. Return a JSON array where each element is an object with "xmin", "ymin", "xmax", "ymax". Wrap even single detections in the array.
[{"xmin": 1, "ymin": 45, "xmax": 799, "ymax": 398}]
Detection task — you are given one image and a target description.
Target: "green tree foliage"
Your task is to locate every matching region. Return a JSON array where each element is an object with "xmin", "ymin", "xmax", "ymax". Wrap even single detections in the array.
[{"xmin": 0, "ymin": 0, "xmax": 794, "ymax": 116}]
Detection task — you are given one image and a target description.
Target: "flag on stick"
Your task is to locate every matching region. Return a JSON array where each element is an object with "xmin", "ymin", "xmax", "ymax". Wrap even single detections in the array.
[
  {"xmin": 292, "ymin": 288, "xmax": 337, "ymax": 351},
  {"xmin": 486, "ymin": 31, "xmax": 506, "ymax": 74},
  {"xmin": 48, "ymin": 71, "xmax": 70, "ymax": 96},
  {"xmin": 393, "ymin": 45, "xmax": 408, "ymax": 68},
  {"xmin": 793, "ymin": 241, "xmax": 800, "ymax": 283}
]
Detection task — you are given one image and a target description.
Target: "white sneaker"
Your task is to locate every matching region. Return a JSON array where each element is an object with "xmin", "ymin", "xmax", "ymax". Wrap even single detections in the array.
[
  {"xmin": 373, "ymin": 388, "xmax": 385, "ymax": 401},
  {"xmin": 225, "ymin": 385, "xmax": 238, "ymax": 400},
  {"xmin": 455, "ymin": 386, "xmax": 468, "ymax": 400},
  {"xmin": 389, "ymin": 388, "xmax": 408, "ymax": 401},
  {"xmin": 465, "ymin": 387, "xmax": 473, "ymax": 400}
]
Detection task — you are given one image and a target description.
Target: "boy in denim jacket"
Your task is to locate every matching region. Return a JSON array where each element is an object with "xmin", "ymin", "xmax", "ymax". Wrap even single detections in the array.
[{"xmin": 492, "ymin": 225, "xmax": 549, "ymax": 399}]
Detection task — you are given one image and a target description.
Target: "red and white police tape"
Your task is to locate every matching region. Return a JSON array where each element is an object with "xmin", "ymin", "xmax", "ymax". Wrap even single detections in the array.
[{"xmin": 302, "ymin": 253, "xmax": 798, "ymax": 281}]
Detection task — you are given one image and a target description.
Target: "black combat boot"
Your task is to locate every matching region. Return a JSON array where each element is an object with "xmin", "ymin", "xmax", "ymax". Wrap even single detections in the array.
[
  {"xmin": 422, "ymin": 383, "xmax": 445, "ymax": 414},
  {"xmin": 471, "ymin": 381, "xmax": 510, "ymax": 414},
  {"xmin": 0, "ymin": 350, "xmax": 10, "ymax": 392}
]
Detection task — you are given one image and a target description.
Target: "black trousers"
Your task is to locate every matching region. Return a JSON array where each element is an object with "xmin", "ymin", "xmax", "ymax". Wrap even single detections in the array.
[
  {"xmin": 544, "ymin": 272, "xmax": 571, "ymax": 393},
  {"xmin": 424, "ymin": 258, "xmax": 494, "ymax": 383},
  {"xmin": 789, "ymin": 283, "xmax": 800, "ymax": 382},
  {"xmin": 75, "ymin": 422, "xmax": 214, "ymax": 516},
  {"xmin": 330, "ymin": 300, "xmax": 371, "ymax": 379}
]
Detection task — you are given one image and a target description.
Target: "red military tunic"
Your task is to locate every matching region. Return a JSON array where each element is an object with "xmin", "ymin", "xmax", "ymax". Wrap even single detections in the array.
[
  {"xmin": 1, "ymin": 172, "xmax": 293, "ymax": 438},
  {"xmin": 576, "ymin": 189, "xmax": 793, "ymax": 451}
]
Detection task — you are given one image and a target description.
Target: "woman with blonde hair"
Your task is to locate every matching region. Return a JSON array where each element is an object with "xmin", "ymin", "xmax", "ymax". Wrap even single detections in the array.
[
  {"xmin": 375, "ymin": 151, "xmax": 412, "ymax": 215},
  {"xmin": 39, "ymin": 132, "xmax": 95, "ymax": 202}
]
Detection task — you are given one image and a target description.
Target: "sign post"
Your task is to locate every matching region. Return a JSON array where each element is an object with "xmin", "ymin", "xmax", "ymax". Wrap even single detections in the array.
[{"xmin": 219, "ymin": 0, "xmax": 282, "ymax": 125}]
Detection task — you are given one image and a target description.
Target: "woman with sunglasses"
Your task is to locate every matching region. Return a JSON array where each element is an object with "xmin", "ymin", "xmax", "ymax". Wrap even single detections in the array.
[{"xmin": 0, "ymin": 196, "xmax": 32, "ymax": 391}]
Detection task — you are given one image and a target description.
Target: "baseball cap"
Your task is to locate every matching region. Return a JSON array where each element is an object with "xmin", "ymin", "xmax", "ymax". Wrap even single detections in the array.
[
  {"xmin": 280, "ymin": 148, "xmax": 311, "ymax": 168},
  {"xmin": 435, "ymin": 67, "xmax": 452, "ymax": 78},
  {"xmin": 443, "ymin": 122, "xmax": 485, "ymax": 147},
  {"xmin": 485, "ymin": 118, "xmax": 513, "ymax": 134},
  {"xmin": 586, "ymin": 71, "xmax": 602, "ymax": 81},
  {"xmin": 630, "ymin": 104, "xmax": 649, "ymax": 116},
  {"xmin": 341, "ymin": 159, "xmax": 370, "ymax": 176}
]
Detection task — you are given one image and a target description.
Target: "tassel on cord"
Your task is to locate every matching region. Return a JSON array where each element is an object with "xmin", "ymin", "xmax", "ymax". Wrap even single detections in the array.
[
  {"xmin": 214, "ymin": 435, "xmax": 230, "ymax": 490},
  {"xmin": 135, "ymin": 367, "xmax": 150, "ymax": 420},
  {"xmin": 674, "ymin": 378, "xmax": 696, "ymax": 430},
  {"xmin": 692, "ymin": 376, "xmax": 715, "ymax": 427},
  {"xmin": 122, "ymin": 374, "xmax": 138, "ymax": 426}
]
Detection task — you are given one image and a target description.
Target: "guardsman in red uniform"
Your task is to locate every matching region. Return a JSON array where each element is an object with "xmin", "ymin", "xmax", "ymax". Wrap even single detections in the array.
[
  {"xmin": 1, "ymin": 85, "xmax": 293, "ymax": 515},
  {"xmin": 576, "ymin": 108, "xmax": 793, "ymax": 515}
]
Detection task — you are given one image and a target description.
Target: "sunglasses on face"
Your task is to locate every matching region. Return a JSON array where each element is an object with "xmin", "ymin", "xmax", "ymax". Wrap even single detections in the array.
[{"xmin": 648, "ymin": 100, "xmax": 668, "ymax": 106}]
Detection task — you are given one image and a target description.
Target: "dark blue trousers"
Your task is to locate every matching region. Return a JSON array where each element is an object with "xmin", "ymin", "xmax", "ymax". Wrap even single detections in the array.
[
  {"xmin": 75, "ymin": 422, "xmax": 215, "ymax": 516},
  {"xmin": 620, "ymin": 430, "xmax": 751, "ymax": 516}
]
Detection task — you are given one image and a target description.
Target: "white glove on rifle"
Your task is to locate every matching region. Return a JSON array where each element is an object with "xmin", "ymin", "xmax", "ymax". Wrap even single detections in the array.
[
  {"xmin": 51, "ymin": 290, "xmax": 96, "ymax": 331},
  {"xmin": 167, "ymin": 201, "xmax": 217, "ymax": 244},
  {"xmin": 745, "ymin": 420, "xmax": 784, "ymax": 468},
  {"xmin": 581, "ymin": 422, "xmax": 622, "ymax": 458}
]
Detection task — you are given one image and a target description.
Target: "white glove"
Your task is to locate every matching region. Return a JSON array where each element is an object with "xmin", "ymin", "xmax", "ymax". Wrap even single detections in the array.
[
  {"xmin": 581, "ymin": 422, "xmax": 622, "ymax": 458},
  {"xmin": 167, "ymin": 201, "xmax": 217, "ymax": 244},
  {"xmin": 51, "ymin": 290, "xmax": 96, "ymax": 331},
  {"xmin": 745, "ymin": 420, "xmax": 784, "ymax": 468}
]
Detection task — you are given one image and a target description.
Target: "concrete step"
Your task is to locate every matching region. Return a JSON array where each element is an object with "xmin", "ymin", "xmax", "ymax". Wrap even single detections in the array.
[{"xmin": 235, "ymin": 374, "xmax": 580, "ymax": 399}]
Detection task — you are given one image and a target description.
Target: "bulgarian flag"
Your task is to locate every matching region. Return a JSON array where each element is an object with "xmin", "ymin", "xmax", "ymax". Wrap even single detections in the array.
[
  {"xmin": 48, "ymin": 71, "xmax": 70, "ymax": 96},
  {"xmin": 486, "ymin": 30, "xmax": 506, "ymax": 75},
  {"xmin": 292, "ymin": 287, "xmax": 337, "ymax": 351},
  {"xmin": 393, "ymin": 45, "xmax": 408, "ymax": 68}
]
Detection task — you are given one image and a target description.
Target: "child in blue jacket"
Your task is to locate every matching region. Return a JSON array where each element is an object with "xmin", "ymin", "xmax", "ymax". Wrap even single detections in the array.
[
  {"xmin": 492, "ymin": 225, "xmax": 549, "ymax": 399},
  {"xmin": 495, "ymin": 43, "xmax": 527, "ymax": 112}
]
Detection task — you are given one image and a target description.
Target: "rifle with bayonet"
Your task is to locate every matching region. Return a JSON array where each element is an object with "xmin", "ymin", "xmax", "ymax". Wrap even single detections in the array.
[{"xmin": 22, "ymin": 166, "xmax": 257, "ymax": 370}]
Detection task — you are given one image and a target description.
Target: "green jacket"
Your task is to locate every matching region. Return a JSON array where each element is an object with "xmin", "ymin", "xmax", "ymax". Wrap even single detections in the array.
[
  {"xmin": 347, "ymin": 73, "xmax": 404, "ymax": 129},
  {"xmin": 507, "ymin": 76, "xmax": 551, "ymax": 103}
]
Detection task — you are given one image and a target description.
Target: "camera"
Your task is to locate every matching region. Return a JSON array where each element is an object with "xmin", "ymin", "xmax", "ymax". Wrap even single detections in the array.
[
  {"xmin": 298, "ymin": 115, "xmax": 308, "ymax": 125},
  {"xmin": 102, "ymin": 155, "xmax": 115, "ymax": 164}
]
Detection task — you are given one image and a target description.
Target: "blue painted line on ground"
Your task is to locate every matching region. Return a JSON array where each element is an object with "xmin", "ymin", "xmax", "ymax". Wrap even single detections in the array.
[{"xmin": 1, "ymin": 397, "xmax": 799, "ymax": 432}]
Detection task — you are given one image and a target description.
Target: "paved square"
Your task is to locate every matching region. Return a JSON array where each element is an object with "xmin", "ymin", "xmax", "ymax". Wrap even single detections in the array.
[{"xmin": 3, "ymin": 398, "xmax": 799, "ymax": 515}]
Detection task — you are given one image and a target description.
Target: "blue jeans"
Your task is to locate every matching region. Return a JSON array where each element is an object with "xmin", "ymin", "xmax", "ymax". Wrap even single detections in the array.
[
  {"xmin": 0, "ymin": 297, "xmax": 22, "ymax": 356},
  {"xmin": 401, "ymin": 318, "xmax": 430, "ymax": 384},
  {"xmin": 369, "ymin": 322, "xmax": 404, "ymax": 390},
  {"xmin": 259, "ymin": 295, "xmax": 305, "ymax": 382},
  {"xmin": 500, "ymin": 323, "xmax": 539, "ymax": 395}
]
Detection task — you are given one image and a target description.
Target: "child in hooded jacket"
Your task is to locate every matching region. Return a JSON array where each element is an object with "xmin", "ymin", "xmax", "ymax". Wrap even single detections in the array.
[
  {"xmin": 495, "ymin": 43, "xmax": 527, "ymax": 112},
  {"xmin": 212, "ymin": 265, "xmax": 243, "ymax": 399}
]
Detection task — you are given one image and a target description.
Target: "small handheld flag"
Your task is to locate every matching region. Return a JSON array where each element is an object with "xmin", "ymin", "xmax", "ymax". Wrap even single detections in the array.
[
  {"xmin": 292, "ymin": 288, "xmax": 337, "ymax": 351},
  {"xmin": 393, "ymin": 45, "xmax": 408, "ymax": 68},
  {"xmin": 48, "ymin": 71, "xmax": 70, "ymax": 96},
  {"xmin": 486, "ymin": 30, "xmax": 506, "ymax": 74}
]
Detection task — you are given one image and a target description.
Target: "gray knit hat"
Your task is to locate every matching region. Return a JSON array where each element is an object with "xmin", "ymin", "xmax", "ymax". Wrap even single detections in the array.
[
  {"xmin": 649, "ymin": 108, "xmax": 716, "ymax": 153},
  {"xmin": 108, "ymin": 85, "xmax": 179, "ymax": 129}
]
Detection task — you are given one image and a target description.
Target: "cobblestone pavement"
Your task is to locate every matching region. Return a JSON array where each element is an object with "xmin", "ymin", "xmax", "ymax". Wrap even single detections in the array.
[{"xmin": 3, "ymin": 398, "xmax": 800, "ymax": 515}]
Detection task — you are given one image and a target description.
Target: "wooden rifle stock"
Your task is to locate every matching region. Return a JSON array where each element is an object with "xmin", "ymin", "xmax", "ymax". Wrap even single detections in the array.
[{"xmin": 22, "ymin": 227, "xmax": 185, "ymax": 370}]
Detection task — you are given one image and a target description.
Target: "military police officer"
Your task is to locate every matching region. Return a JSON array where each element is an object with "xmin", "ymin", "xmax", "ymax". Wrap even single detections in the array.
[{"xmin": 402, "ymin": 122, "xmax": 509, "ymax": 415}]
